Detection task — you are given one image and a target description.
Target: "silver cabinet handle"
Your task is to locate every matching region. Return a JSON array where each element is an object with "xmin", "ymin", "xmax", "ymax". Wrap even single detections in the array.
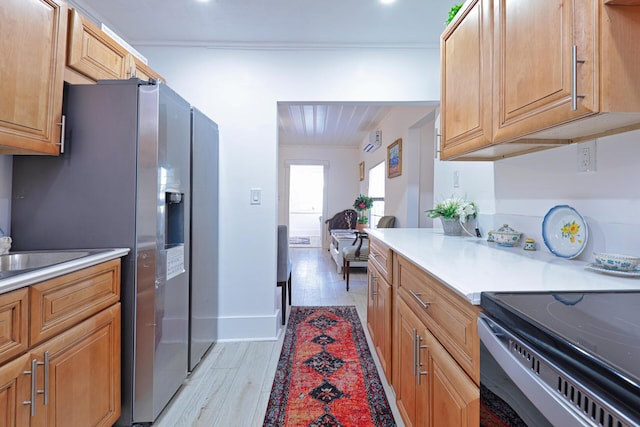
[
  {"xmin": 369, "ymin": 272, "xmax": 378, "ymax": 301},
  {"xmin": 412, "ymin": 328, "xmax": 418, "ymax": 378},
  {"xmin": 409, "ymin": 289, "xmax": 430, "ymax": 309},
  {"xmin": 417, "ymin": 339, "xmax": 429, "ymax": 385},
  {"xmin": 42, "ymin": 352, "xmax": 50, "ymax": 404},
  {"xmin": 57, "ymin": 115, "xmax": 66, "ymax": 153},
  {"xmin": 23, "ymin": 359, "xmax": 38, "ymax": 416},
  {"xmin": 571, "ymin": 45, "xmax": 585, "ymax": 111}
]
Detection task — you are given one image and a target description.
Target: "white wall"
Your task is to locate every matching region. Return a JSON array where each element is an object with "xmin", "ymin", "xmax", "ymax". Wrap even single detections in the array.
[
  {"xmin": 140, "ymin": 46, "xmax": 441, "ymax": 340},
  {"xmin": 431, "ymin": 130, "xmax": 640, "ymax": 260},
  {"xmin": 357, "ymin": 106, "xmax": 437, "ymax": 228}
]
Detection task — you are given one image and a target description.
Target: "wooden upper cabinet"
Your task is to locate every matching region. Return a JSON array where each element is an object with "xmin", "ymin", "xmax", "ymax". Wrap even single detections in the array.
[
  {"xmin": 492, "ymin": 0, "xmax": 597, "ymax": 142},
  {"xmin": 66, "ymin": 8, "xmax": 131, "ymax": 81},
  {"xmin": 0, "ymin": 0, "xmax": 67, "ymax": 155},
  {"xmin": 441, "ymin": 0, "xmax": 640, "ymax": 160},
  {"xmin": 440, "ymin": 0, "xmax": 493, "ymax": 160},
  {"xmin": 128, "ymin": 54, "xmax": 165, "ymax": 83}
]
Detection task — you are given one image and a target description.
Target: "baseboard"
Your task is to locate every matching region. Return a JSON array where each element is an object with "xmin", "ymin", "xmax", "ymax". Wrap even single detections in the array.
[{"xmin": 216, "ymin": 310, "xmax": 283, "ymax": 341}]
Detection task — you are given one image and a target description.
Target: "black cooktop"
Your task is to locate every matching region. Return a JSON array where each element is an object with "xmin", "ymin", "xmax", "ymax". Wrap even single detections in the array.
[{"xmin": 482, "ymin": 291, "xmax": 640, "ymax": 420}]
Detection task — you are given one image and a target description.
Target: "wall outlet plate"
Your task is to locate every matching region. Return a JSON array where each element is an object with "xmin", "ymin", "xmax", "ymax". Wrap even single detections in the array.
[{"xmin": 577, "ymin": 140, "xmax": 596, "ymax": 173}]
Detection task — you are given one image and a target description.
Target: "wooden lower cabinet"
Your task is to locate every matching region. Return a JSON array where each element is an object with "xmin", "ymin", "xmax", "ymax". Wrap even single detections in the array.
[
  {"xmin": 366, "ymin": 265, "xmax": 392, "ymax": 379},
  {"xmin": 0, "ymin": 303, "xmax": 120, "ymax": 427},
  {"xmin": 0, "ymin": 259, "xmax": 122, "ymax": 427},
  {"xmin": 394, "ymin": 297, "xmax": 479, "ymax": 427},
  {"xmin": 395, "ymin": 298, "xmax": 429, "ymax": 427},
  {"xmin": 31, "ymin": 303, "xmax": 121, "ymax": 427}
]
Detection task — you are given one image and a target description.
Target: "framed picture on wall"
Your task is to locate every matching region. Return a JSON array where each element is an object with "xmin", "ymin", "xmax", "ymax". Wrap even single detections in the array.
[
  {"xmin": 359, "ymin": 161, "xmax": 365, "ymax": 181},
  {"xmin": 387, "ymin": 138, "xmax": 402, "ymax": 178}
]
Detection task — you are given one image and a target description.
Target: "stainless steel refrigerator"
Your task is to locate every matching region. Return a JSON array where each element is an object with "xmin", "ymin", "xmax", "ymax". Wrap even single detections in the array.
[
  {"xmin": 11, "ymin": 79, "xmax": 192, "ymax": 426},
  {"xmin": 189, "ymin": 107, "xmax": 218, "ymax": 371}
]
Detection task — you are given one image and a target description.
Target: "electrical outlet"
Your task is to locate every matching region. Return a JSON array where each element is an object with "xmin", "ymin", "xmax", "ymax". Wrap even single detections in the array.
[
  {"xmin": 453, "ymin": 170, "xmax": 460, "ymax": 188},
  {"xmin": 577, "ymin": 140, "xmax": 596, "ymax": 172}
]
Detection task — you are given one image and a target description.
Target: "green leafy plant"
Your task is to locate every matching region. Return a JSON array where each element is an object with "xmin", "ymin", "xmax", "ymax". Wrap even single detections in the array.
[
  {"xmin": 353, "ymin": 194, "xmax": 374, "ymax": 225},
  {"xmin": 426, "ymin": 196, "xmax": 478, "ymax": 223},
  {"xmin": 446, "ymin": 2, "xmax": 464, "ymax": 25}
]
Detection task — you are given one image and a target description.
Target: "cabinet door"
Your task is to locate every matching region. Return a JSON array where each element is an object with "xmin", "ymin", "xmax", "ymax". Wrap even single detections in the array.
[
  {"xmin": 374, "ymin": 272, "xmax": 392, "ymax": 380},
  {"xmin": 0, "ymin": 0, "xmax": 66, "ymax": 155},
  {"xmin": 66, "ymin": 8, "xmax": 131, "ymax": 81},
  {"xmin": 493, "ymin": 0, "xmax": 597, "ymax": 142},
  {"xmin": 394, "ymin": 299, "xmax": 429, "ymax": 427},
  {"xmin": 440, "ymin": 0, "xmax": 493, "ymax": 159},
  {"xmin": 366, "ymin": 268, "xmax": 377, "ymax": 343},
  {"xmin": 429, "ymin": 329, "xmax": 479, "ymax": 427},
  {"xmin": 0, "ymin": 354, "xmax": 32, "ymax": 427},
  {"xmin": 31, "ymin": 304, "xmax": 121, "ymax": 427}
]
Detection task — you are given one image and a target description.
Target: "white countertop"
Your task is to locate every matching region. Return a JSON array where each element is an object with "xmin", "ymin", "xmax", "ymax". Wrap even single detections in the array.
[
  {"xmin": 366, "ymin": 228, "xmax": 640, "ymax": 305},
  {"xmin": 0, "ymin": 248, "xmax": 130, "ymax": 295}
]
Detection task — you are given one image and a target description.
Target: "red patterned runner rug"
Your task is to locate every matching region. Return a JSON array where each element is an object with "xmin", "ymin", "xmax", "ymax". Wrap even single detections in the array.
[{"xmin": 263, "ymin": 306, "xmax": 396, "ymax": 427}]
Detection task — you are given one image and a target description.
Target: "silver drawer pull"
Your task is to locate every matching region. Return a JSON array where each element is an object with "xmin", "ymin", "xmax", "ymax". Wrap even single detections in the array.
[{"xmin": 409, "ymin": 289, "xmax": 430, "ymax": 309}]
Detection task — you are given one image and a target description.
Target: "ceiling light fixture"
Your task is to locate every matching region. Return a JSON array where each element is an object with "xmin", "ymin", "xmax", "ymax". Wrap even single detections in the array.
[{"xmin": 380, "ymin": 0, "xmax": 396, "ymax": 4}]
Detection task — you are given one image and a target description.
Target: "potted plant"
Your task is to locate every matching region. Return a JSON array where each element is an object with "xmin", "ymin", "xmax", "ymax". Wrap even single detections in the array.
[
  {"xmin": 353, "ymin": 194, "xmax": 374, "ymax": 231},
  {"xmin": 446, "ymin": 2, "xmax": 464, "ymax": 25},
  {"xmin": 426, "ymin": 196, "xmax": 478, "ymax": 236}
]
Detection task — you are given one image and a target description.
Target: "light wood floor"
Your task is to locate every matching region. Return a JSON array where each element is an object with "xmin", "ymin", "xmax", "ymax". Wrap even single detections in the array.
[{"xmin": 152, "ymin": 247, "xmax": 404, "ymax": 426}]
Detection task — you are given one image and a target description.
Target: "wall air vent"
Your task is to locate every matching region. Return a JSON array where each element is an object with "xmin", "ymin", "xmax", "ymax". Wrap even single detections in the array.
[{"xmin": 363, "ymin": 130, "xmax": 382, "ymax": 153}]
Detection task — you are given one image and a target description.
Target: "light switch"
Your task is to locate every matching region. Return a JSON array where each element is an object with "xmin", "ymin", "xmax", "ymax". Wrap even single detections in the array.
[{"xmin": 250, "ymin": 188, "xmax": 261, "ymax": 205}]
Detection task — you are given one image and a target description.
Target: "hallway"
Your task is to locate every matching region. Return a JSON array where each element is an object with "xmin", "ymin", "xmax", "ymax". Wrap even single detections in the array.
[{"xmin": 152, "ymin": 246, "xmax": 403, "ymax": 426}]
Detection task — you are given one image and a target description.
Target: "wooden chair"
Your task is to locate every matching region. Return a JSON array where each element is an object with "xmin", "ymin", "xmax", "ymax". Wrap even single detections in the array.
[
  {"xmin": 277, "ymin": 225, "xmax": 292, "ymax": 325},
  {"xmin": 342, "ymin": 233, "xmax": 369, "ymax": 291}
]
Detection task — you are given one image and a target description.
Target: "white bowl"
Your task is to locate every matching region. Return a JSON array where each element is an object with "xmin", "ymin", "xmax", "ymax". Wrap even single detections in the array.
[
  {"xmin": 593, "ymin": 252, "xmax": 640, "ymax": 271},
  {"xmin": 492, "ymin": 224, "xmax": 522, "ymax": 247}
]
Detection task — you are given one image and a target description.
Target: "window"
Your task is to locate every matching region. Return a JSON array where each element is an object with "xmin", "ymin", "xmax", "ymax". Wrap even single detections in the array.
[{"xmin": 368, "ymin": 161, "xmax": 385, "ymax": 228}]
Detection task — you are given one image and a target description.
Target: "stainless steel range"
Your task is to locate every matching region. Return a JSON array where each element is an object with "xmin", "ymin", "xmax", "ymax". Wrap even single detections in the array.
[{"xmin": 479, "ymin": 291, "xmax": 640, "ymax": 427}]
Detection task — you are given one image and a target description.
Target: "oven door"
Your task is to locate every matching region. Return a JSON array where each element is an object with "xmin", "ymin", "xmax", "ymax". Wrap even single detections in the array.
[{"xmin": 478, "ymin": 313, "xmax": 591, "ymax": 427}]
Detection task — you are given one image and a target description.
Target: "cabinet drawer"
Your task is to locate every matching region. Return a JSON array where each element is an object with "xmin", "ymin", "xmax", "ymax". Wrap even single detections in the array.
[
  {"xmin": 0, "ymin": 288, "xmax": 29, "ymax": 364},
  {"xmin": 396, "ymin": 255, "xmax": 480, "ymax": 383},
  {"xmin": 369, "ymin": 237, "xmax": 392, "ymax": 283},
  {"xmin": 30, "ymin": 259, "xmax": 121, "ymax": 346}
]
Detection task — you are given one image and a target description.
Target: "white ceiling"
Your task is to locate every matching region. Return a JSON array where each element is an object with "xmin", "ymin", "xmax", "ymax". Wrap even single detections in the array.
[{"xmin": 71, "ymin": 0, "xmax": 451, "ymax": 147}]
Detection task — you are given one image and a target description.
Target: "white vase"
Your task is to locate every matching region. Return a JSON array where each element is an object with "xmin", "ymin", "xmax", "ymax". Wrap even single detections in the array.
[{"xmin": 441, "ymin": 218, "xmax": 462, "ymax": 236}]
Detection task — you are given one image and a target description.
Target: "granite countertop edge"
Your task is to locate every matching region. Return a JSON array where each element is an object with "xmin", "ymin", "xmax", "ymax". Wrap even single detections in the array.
[{"xmin": 0, "ymin": 248, "xmax": 130, "ymax": 295}]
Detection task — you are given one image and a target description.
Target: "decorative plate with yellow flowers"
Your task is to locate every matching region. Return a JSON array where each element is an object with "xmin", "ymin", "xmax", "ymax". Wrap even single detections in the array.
[{"xmin": 542, "ymin": 205, "xmax": 588, "ymax": 259}]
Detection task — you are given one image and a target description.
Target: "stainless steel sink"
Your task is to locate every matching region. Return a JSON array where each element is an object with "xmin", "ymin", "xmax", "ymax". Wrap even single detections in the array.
[{"xmin": 0, "ymin": 251, "xmax": 92, "ymax": 274}]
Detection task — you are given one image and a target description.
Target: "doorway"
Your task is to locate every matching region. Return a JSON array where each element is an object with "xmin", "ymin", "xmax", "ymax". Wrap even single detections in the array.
[{"xmin": 287, "ymin": 164, "xmax": 325, "ymax": 247}]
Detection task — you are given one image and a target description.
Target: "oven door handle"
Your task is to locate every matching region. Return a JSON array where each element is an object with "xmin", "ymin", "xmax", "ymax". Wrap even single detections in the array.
[{"xmin": 478, "ymin": 313, "xmax": 591, "ymax": 427}]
